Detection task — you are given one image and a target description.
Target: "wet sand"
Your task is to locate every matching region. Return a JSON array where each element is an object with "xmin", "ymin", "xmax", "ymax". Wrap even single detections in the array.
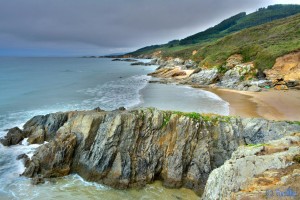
[{"xmin": 205, "ymin": 88, "xmax": 300, "ymax": 121}]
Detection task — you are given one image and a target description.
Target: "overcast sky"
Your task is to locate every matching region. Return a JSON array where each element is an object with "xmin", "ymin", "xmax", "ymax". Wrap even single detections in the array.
[{"xmin": 0, "ymin": 0, "xmax": 299, "ymax": 56}]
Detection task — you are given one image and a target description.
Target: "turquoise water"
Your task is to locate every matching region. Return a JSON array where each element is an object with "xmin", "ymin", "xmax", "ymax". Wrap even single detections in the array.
[{"xmin": 0, "ymin": 57, "xmax": 228, "ymax": 199}]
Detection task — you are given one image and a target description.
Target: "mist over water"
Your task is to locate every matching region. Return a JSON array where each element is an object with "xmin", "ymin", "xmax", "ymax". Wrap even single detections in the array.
[{"xmin": 0, "ymin": 57, "xmax": 228, "ymax": 199}]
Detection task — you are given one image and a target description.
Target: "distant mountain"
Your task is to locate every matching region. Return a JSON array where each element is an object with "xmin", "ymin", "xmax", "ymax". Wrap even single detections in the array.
[{"xmin": 128, "ymin": 4, "xmax": 300, "ymax": 60}]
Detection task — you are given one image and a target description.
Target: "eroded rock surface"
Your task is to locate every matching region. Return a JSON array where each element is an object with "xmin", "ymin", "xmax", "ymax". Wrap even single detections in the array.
[
  {"xmin": 265, "ymin": 51, "xmax": 300, "ymax": 89},
  {"xmin": 202, "ymin": 133, "xmax": 300, "ymax": 200},
  {"xmin": 3, "ymin": 108, "xmax": 297, "ymax": 195}
]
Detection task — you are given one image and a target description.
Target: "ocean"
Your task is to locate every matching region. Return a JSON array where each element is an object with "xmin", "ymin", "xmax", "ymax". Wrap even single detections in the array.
[{"xmin": 0, "ymin": 57, "xmax": 229, "ymax": 199}]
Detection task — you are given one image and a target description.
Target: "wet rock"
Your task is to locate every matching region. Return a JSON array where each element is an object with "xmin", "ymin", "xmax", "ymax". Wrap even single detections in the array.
[
  {"xmin": 23, "ymin": 132, "xmax": 76, "ymax": 178},
  {"xmin": 131, "ymin": 62, "xmax": 152, "ymax": 66},
  {"xmin": 118, "ymin": 107, "xmax": 126, "ymax": 111},
  {"xmin": 93, "ymin": 107, "xmax": 104, "ymax": 112},
  {"xmin": 31, "ymin": 175, "xmax": 45, "ymax": 185},
  {"xmin": 0, "ymin": 127, "xmax": 24, "ymax": 146},
  {"xmin": 17, "ymin": 153, "xmax": 30, "ymax": 168}
]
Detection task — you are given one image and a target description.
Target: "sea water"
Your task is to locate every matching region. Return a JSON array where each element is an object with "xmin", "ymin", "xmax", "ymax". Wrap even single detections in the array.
[{"xmin": 0, "ymin": 57, "xmax": 229, "ymax": 200}]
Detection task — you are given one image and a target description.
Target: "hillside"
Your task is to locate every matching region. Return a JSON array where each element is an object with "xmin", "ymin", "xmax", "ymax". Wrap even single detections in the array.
[{"xmin": 127, "ymin": 4, "xmax": 300, "ymax": 70}]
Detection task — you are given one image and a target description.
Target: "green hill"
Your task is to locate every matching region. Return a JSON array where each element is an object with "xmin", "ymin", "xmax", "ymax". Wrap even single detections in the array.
[
  {"xmin": 127, "ymin": 4, "xmax": 300, "ymax": 70},
  {"xmin": 180, "ymin": 4, "xmax": 300, "ymax": 45},
  {"xmin": 178, "ymin": 13, "xmax": 300, "ymax": 71}
]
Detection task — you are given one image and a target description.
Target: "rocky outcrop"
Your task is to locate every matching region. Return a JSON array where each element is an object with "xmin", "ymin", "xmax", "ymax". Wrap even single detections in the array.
[
  {"xmin": 202, "ymin": 133, "xmax": 300, "ymax": 200},
  {"xmin": 131, "ymin": 62, "xmax": 153, "ymax": 66},
  {"xmin": 226, "ymin": 54, "xmax": 243, "ymax": 69},
  {"xmin": 3, "ymin": 109, "xmax": 300, "ymax": 196},
  {"xmin": 185, "ymin": 68, "xmax": 219, "ymax": 85},
  {"xmin": 148, "ymin": 67, "xmax": 189, "ymax": 79},
  {"xmin": 264, "ymin": 51, "xmax": 300, "ymax": 89},
  {"xmin": 23, "ymin": 112, "xmax": 68, "ymax": 143}
]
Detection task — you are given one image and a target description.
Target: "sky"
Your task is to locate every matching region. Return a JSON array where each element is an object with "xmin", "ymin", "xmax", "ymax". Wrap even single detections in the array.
[{"xmin": 0, "ymin": 0, "xmax": 299, "ymax": 56}]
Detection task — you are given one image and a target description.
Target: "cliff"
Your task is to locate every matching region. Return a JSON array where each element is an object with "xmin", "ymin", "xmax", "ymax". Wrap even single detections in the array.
[{"xmin": 2, "ymin": 108, "xmax": 300, "ymax": 196}]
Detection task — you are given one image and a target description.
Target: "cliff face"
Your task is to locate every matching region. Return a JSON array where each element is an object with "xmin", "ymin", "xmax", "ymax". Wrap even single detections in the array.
[{"xmin": 5, "ymin": 108, "xmax": 300, "ymax": 195}]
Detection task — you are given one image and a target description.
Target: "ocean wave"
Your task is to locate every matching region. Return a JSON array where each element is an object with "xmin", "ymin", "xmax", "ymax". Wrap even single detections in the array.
[{"xmin": 77, "ymin": 75, "xmax": 151, "ymax": 110}]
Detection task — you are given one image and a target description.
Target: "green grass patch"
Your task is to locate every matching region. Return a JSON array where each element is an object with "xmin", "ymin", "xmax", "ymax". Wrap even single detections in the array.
[{"xmin": 246, "ymin": 143, "xmax": 270, "ymax": 148}]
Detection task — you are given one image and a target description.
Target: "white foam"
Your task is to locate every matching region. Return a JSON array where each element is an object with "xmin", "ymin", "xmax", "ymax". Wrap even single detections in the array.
[{"xmin": 77, "ymin": 75, "xmax": 151, "ymax": 110}]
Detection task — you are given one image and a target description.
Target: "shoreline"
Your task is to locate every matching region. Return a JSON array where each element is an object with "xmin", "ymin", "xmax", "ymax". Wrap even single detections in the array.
[{"xmin": 204, "ymin": 88, "xmax": 300, "ymax": 121}]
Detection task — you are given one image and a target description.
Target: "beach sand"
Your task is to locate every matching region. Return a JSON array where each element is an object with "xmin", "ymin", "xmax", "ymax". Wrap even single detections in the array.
[{"xmin": 205, "ymin": 88, "xmax": 300, "ymax": 121}]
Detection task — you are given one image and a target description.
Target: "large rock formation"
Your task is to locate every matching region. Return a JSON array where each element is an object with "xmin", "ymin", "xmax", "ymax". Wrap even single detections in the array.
[
  {"xmin": 202, "ymin": 133, "xmax": 300, "ymax": 200},
  {"xmin": 264, "ymin": 51, "xmax": 300, "ymax": 89},
  {"xmin": 185, "ymin": 68, "xmax": 219, "ymax": 85},
  {"xmin": 2, "ymin": 108, "xmax": 300, "ymax": 196}
]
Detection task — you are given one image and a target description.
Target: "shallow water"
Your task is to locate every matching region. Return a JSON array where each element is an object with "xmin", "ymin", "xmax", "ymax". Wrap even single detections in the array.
[{"xmin": 0, "ymin": 57, "xmax": 228, "ymax": 199}]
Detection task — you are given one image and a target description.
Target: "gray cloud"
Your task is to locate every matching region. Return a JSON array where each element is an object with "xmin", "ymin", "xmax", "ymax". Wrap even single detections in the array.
[{"xmin": 0, "ymin": 0, "xmax": 290, "ymax": 56}]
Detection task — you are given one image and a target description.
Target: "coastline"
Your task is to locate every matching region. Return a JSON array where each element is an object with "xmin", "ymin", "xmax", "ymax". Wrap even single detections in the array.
[{"xmin": 204, "ymin": 88, "xmax": 300, "ymax": 121}]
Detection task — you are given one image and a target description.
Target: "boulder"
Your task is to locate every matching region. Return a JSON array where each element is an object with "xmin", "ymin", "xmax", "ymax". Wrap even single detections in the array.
[
  {"xmin": 184, "ymin": 60, "xmax": 197, "ymax": 69},
  {"xmin": 0, "ymin": 127, "xmax": 24, "ymax": 146},
  {"xmin": 218, "ymin": 63, "xmax": 255, "ymax": 88},
  {"xmin": 247, "ymin": 85, "xmax": 262, "ymax": 92},
  {"xmin": 187, "ymin": 68, "xmax": 219, "ymax": 85}
]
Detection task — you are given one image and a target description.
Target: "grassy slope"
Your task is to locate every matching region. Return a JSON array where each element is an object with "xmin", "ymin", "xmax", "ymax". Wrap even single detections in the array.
[
  {"xmin": 192, "ymin": 13, "xmax": 300, "ymax": 70},
  {"xmin": 128, "ymin": 5, "xmax": 300, "ymax": 71}
]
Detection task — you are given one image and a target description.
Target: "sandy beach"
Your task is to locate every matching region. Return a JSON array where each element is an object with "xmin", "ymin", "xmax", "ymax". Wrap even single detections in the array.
[{"xmin": 205, "ymin": 88, "xmax": 300, "ymax": 121}]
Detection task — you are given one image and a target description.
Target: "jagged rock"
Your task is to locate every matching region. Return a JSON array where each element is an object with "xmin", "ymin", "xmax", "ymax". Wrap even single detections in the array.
[
  {"xmin": 27, "ymin": 129, "xmax": 45, "ymax": 144},
  {"xmin": 17, "ymin": 153, "xmax": 30, "ymax": 168},
  {"xmin": 23, "ymin": 132, "xmax": 76, "ymax": 179},
  {"xmin": 0, "ymin": 127, "xmax": 24, "ymax": 146},
  {"xmin": 218, "ymin": 63, "xmax": 256, "ymax": 88},
  {"xmin": 202, "ymin": 133, "xmax": 300, "ymax": 200},
  {"xmin": 19, "ymin": 109, "xmax": 300, "ymax": 195},
  {"xmin": 187, "ymin": 69, "xmax": 219, "ymax": 85},
  {"xmin": 23, "ymin": 112, "xmax": 68, "ymax": 142}
]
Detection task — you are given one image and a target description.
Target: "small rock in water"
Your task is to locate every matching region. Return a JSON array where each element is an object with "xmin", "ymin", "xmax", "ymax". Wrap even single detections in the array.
[
  {"xmin": 93, "ymin": 107, "xmax": 104, "ymax": 112},
  {"xmin": 118, "ymin": 107, "xmax": 126, "ymax": 111},
  {"xmin": 31, "ymin": 175, "xmax": 45, "ymax": 185},
  {"xmin": 0, "ymin": 127, "xmax": 24, "ymax": 146},
  {"xmin": 17, "ymin": 153, "xmax": 30, "ymax": 168}
]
